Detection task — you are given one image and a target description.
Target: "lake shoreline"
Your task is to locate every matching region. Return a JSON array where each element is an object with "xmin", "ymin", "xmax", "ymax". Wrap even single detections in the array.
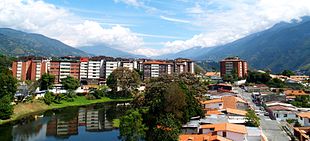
[{"xmin": 0, "ymin": 97, "xmax": 132, "ymax": 126}]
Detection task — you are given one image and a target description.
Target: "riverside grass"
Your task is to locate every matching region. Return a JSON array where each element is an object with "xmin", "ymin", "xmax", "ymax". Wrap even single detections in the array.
[{"xmin": 0, "ymin": 96, "xmax": 132, "ymax": 125}]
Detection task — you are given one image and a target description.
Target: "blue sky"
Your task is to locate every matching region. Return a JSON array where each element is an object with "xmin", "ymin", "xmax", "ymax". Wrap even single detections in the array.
[
  {"xmin": 1, "ymin": 0, "xmax": 310, "ymax": 56},
  {"xmin": 44, "ymin": 0, "xmax": 200, "ymax": 49}
]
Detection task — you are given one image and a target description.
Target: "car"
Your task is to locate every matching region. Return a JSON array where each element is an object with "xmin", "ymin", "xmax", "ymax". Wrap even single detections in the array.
[{"xmin": 264, "ymin": 112, "xmax": 269, "ymax": 116}]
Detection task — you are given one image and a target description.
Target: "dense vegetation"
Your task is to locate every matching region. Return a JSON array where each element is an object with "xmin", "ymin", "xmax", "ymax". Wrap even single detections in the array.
[
  {"xmin": 290, "ymin": 95, "xmax": 310, "ymax": 108},
  {"xmin": 120, "ymin": 73, "xmax": 206, "ymax": 141},
  {"xmin": 246, "ymin": 71, "xmax": 306, "ymax": 89},
  {"xmin": 0, "ymin": 56, "xmax": 17, "ymax": 119}
]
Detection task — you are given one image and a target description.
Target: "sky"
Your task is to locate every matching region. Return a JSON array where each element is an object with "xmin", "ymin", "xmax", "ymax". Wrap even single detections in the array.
[{"xmin": 1, "ymin": 0, "xmax": 310, "ymax": 57}]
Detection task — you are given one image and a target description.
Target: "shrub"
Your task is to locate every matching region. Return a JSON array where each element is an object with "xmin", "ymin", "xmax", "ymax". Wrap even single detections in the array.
[{"xmin": 43, "ymin": 92, "xmax": 54, "ymax": 105}]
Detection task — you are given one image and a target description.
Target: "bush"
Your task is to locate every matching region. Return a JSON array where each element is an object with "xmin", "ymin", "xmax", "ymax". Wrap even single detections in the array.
[
  {"xmin": 86, "ymin": 94, "xmax": 96, "ymax": 100},
  {"xmin": 43, "ymin": 92, "xmax": 54, "ymax": 105}
]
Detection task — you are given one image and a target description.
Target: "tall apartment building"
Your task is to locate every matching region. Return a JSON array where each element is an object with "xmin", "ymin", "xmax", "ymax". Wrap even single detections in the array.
[
  {"xmin": 79, "ymin": 58, "xmax": 89, "ymax": 80},
  {"xmin": 143, "ymin": 61, "xmax": 174, "ymax": 80},
  {"xmin": 105, "ymin": 61, "xmax": 119, "ymax": 79},
  {"xmin": 87, "ymin": 60, "xmax": 102, "ymax": 80},
  {"xmin": 12, "ymin": 59, "xmax": 50, "ymax": 81},
  {"xmin": 220, "ymin": 57, "xmax": 248, "ymax": 78},
  {"xmin": 49, "ymin": 61, "xmax": 80, "ymax": 83},
  {"xmin": 174, "ymin": 58, "xmax": 195, "ymax": 74}
]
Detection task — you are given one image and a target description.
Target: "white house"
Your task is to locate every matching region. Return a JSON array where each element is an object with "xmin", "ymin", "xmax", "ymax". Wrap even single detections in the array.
[
  {"xmin": 297, "ymin": 112, "xmax": 310, "ymax": 127},
  {"xmin": 266, "ymin": 102, "xmax": 298, "ymax": 121},
  {"xmin": 201, "ymin": 99, "xmax": 223, "ymax": 110}
]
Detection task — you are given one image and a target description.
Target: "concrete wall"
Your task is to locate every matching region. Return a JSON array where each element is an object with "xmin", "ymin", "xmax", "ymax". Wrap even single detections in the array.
[
  {"xmin": 218, "ymin": 131, "xmax": 245, "ymax": 141},
  {"xmin": 204, "ymin": 102, "xmax": 223, "ymax": 110}
]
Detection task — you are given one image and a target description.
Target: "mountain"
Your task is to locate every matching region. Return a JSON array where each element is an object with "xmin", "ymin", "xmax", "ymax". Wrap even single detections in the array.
[
  {"xmin": 160, "ymin": 17, "xmax": 310, "ymax": 73},
  {"xmin": 0, "ymin": 28, "xmax": 89, "ymax": 57},
  {"xmin": 79, "ymin": 45, "xmax": 146, "ymax": 58}
]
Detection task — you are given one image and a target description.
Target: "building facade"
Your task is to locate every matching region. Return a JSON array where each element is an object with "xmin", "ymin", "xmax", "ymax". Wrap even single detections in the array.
[{"xmin": 220, "ymin": 57, "xmax": 248, "ymax": 78}]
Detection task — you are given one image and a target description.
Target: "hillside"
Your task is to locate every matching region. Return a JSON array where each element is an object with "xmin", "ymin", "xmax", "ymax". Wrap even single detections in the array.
[
  {"xmin": 159, "ymin": 17, "xmax": 310, "ymax": 73},
  {"xmin": 79, "ymin": 45, "xmax": 146, "ymax": 58},
  {"xmin": 0, "ymin": 28, "xmax": 89, "ymax": 57}
]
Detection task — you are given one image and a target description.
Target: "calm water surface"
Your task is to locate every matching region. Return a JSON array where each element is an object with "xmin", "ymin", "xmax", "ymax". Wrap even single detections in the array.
[{"xmin": 0, "ymin": 102, "xmax": 131, "ymax": 141}]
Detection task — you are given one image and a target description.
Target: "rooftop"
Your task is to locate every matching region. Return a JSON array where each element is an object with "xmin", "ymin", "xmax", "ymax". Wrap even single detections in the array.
[
  {"xmin": 298, "ymin": 112, "xmax": 310, "ymax": 118},
  {"xmin": 179, "ymin": 134, "xmax": 232, "ymax": 141},
  {"xmin": 201, "ymin": 99, "xmax": 223, "ymax": 105},
  {"xmin": 226, "ymin": 108, "xmax": 247, "ymax": 116},
  {"xmin": 200, "ymin": 123, "xmax": 247, "ymax": 134}
]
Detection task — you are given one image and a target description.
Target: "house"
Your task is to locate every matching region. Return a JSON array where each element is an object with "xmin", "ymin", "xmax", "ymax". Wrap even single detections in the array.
[
  {"xmin": 201, "ymin": 99, "xmax": 224, "ymax": 110},
  {"xmin": 297, "ymin": 112, "xmax": 310, "ymax": 127},
  {"xmin": 294, "ymin": 127, "xmax": 310, "ymax": 141},
  {"xmin": 267, "ymin": 105, "xmax": 297, "ymax": 121},
  {"xmin": 199, "ymin": 123, "xmax": 247, "ymax": 141},
  {"xmin": 284, "ymin": 90, "xmax": 308, "ymax": 101},
  {"xmin": 224, "ymin": 108, "xmax": 247, "ymax": 124},
  {"xmin": 222, "ymin": 96, "xmax": 248, "ymax": 110},
  {"xmin": 201, "ymin": 96, "xmax": 249, "ymax": 110}
]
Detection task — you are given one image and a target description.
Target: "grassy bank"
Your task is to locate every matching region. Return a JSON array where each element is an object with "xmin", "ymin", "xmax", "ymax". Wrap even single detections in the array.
[{"xmin": 0, "ymin": 96, "xmax": 132, "ymax": 125}]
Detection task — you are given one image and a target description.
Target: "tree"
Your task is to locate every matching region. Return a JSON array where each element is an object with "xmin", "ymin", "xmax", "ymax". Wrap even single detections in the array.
[
  {"xmin": 0, "ymin": 95, "xmax": 14, "ymax": 119},
  {"xmin": 246, "ymin": 71, "xmax": 271, "ymax": 84},
  {"xmin": 107, "ymin": 67, "xmax": 141, "ymax": 97},
  {"xmin": 151, "ymin": 114, "xmax": 181, "ymax": 141},
  {"xmin": 39, "ymin": 73, "xmax": 55, "ymax": 90},
  {"xmin": 282, "ymin": 70, "xmax": 295, "ymax": 77},
  {"xmin": 0, "ymin": 68, "xmax": 17, "ymax": 119},
  {"xmin": 61, "ymin": 76, "xmax": 80, "ymax": 90},
  {"xmin": 267, "ymin": 78, "xmax": 285, "ymax": 88},
  {"xmin": 245, "ymin": 109, "xmax": 260, "ymax": 127},
  {"xmin": 120, "ymin": 109, "xmax": 148, "ymax": 141},
  {"xmin": 43, "ymin": 91, "xmax": 54, "ymax": 105}
]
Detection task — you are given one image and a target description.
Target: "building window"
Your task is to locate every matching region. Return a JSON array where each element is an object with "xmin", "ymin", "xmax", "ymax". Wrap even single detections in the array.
[
  {"xmin": 219, "ymin": 104, "xmax": 222, "ymax": 106},
  {"xmin": 284, "ymin": 114, "xmax": 287, "ymax": 117},
  {"xmin": 300, "ymin": 117, "xmax": 303, "ymax": 120},
  {"xmin": 223, "ymin": 131, "xmax": 226, "ymax": 137}
]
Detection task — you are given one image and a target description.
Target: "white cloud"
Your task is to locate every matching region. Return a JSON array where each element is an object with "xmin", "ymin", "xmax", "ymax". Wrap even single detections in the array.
[
  {"xmin": 160, "ymin": 15, "xmax": 190, "ymax": 24},
  {"xmin": 0, "ymin": 0, "xmax": 145, "ymax": 53},
  {"xmin": 156, "ymin": 0, "xmax": 310, "ymax": 56},
  {"xmin": 114, "ymin": 0, "xmax": 143, "ymax": 7},
  {"xmin": 186, "ymin": 3, "xmax": 204, "ymax": 14}
]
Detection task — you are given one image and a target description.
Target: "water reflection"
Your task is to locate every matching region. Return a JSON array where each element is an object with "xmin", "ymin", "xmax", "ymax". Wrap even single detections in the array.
[{"xmin": 0, "ymin": 102, "xmax": 131, "ymax": 141}]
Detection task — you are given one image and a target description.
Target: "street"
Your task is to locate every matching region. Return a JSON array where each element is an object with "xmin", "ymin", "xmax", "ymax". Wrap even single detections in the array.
[{"xmin": 233, "ymin": 87, "xmax": 290, "ymax": 141}]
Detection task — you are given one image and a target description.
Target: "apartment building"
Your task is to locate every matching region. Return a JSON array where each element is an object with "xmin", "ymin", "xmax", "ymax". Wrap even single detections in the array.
[
  {"xmin": 220, "ymin": 57, "xmax": 248, "ymax": 78},
  {"xmin": 79, "ymin": 58, "xmax": 89, "ymax": 80},
  {"xmin": 143, "ymin": 61, "xmax": 174, "ymax": 80},
  {"xmin": 49, "ymin": 61, "xmax": 80, "ymax": 83},
  {"xmin": 12, "ymin": 58, "xmax": 50, "ymax": 81},
  {"xmin": 174, "ymin": 58, "xmax": 195, "ymax": 74},
  {"xmin": 105, "ymin": 61, "xmax": 119, "ymax": 79}
]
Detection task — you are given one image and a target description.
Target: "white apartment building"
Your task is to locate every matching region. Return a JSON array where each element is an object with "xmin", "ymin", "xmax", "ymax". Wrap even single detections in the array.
[
  {"xmin": 151, "ymin": 64, "xmax": 160, "ymax": 78},
  {"xmin": 105, "ymin": 61, "xmax": 119, "ymax": 79},
  {"xmin": 87, "ymin": 61, "xmax": 102, "ymax": 80},
  {"xmin": 80, "ymin": 61, "xmax": 88, "ymax": 80},
  {"xmin": 122, "ymin": 62, "xmax": 134, "ymax": 70},
  {"xmin": 59, "ymin": 62, "xmax": 71, "ymax": 81}
]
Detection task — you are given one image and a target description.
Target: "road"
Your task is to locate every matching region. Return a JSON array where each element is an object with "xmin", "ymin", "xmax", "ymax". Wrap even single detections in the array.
[{"xmin": 233, "ymin": 87, "xmax": 290, "ymax": 141}]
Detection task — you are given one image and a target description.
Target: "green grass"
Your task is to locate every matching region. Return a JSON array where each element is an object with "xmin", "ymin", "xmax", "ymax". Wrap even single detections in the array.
[
  {"xmin": 0, "ymin": 96, "xmax": 132, "ymax": 125},
  {"xmin": 113, "ymin": 119, "xmax": 120, "ymax": 128}
]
